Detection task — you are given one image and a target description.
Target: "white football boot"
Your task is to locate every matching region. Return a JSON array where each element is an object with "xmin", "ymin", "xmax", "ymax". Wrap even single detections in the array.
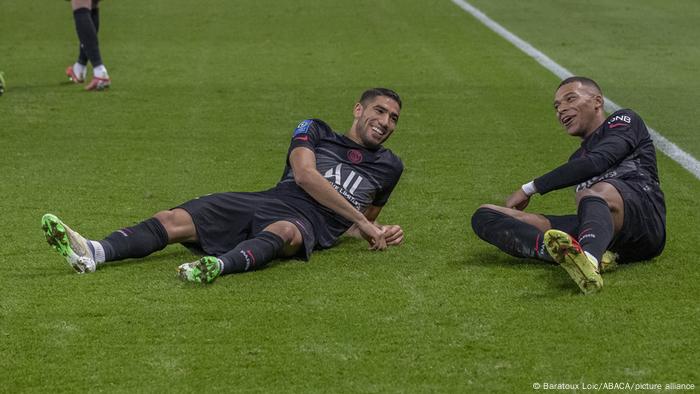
[{"xmin": 42, "ymin": 214, "xmax": 97, "ymax": 273}]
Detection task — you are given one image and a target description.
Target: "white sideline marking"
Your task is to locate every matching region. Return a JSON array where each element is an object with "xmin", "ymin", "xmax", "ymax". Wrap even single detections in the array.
[{"xmin": 451, "ymin": 0, "xmax": 700, "ymax": 181}]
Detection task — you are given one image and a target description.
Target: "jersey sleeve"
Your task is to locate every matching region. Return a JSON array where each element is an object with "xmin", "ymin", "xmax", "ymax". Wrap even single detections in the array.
[
  {"xmin": 288, "ymin": 119, "xmax": 324, "ymax": 152},
  {"xmin": 371, "ymin": 155, "xmax": 404, "ymax": 206},
  {"xmin": 534, "ymin": 110, "xmax": 643, "ymax": 194}
]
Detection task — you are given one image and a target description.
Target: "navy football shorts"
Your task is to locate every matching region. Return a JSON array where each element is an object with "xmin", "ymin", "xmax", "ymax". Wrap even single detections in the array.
[
  {"xmin": 544, "ymin": 179, "xmax": 666, "ymax": 263},
  {"xmin": 175, "ymin": 191, "xmax": 316, "ymax": 260}
]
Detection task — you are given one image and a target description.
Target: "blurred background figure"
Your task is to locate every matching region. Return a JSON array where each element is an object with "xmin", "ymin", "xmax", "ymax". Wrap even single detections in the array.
[{"xmin": 66, "ymin": 0, "xmax": 111, "ymax": 91}]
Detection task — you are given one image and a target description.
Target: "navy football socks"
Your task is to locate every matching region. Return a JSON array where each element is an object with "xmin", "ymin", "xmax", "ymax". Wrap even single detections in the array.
[
  {"xmin": 73, "ymin": 7, "xmax": 103, "ymax": 67},
  {"xmin": 219, "ymin": 231, "xmax": 285, "ymax": 274},
  {"xmin": 471, "ymin": 207, "xmax": 554, "ymax": 262},
  {"xmin": 99, "ymin": 218, "xmax": 169, "ymax": 262},
  {"xmin": 577, "ymin": 196, "xmax": 614, "ymax": 262},
  {"xmin": 77, "ymin": 5, "xmax": 100, "ymax": 65}
]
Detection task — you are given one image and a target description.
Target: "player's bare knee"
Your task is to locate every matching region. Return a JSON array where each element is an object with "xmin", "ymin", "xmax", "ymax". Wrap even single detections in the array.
[
  {"xmin": 153, "ymin": 210, "xmax": 174, "ymax": 227},
  {"xmin": 471, "ymin": 206, "xmax": 495, "ymax": 236},
  {"xmin": 576, "ymin": 185, "xmax": 622, "ymax": 210},
  {"xmin": 576, "ymin": 188, "xmax": 597, "ymax": 199},
  {"xmin": 265, "ymin": 221, "xmax": 303, "ymax": 247},
  {"xmin": 153, "ymin": 209, "xmax": 196, "ymax": 242},
  {"xmin": 478, "ymin": 204, "xmax": 516, "ymax": 216},
  {"xmin": 71, "ymin": 0, "xmax": 92, "ymax": 10}
]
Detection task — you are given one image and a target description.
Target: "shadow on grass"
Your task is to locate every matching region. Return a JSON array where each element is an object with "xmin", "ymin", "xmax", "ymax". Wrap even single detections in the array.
[
  {"xmin": 28, "ymin": 249, "xmax": 188, "ymax": 278},
  {"xmin": 95, "ymin": 248, "xmax": 193, "ymax": 271},
  {"xmin": 4, "ymin": 80, "xmax": 78, "ymax": 93},
  {"xmin": 101, "ymin": 245, "xmax": 309, "ymax": 277},
  {"xmin": 454, "ymin": 249, "xmax": 554, "ymax": 271},
  {"xmin": 452, "ymin": 250, "xmax": 593, "ymax": 297},
  {"xmin": 458, "ymin": 249, "xmax": 661, "ymax": 297}
]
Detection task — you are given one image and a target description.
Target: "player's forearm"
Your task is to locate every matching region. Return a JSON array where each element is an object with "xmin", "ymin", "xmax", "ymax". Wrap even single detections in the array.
[
  {"xmin": 294, "ymin": 170, "xmax": 369, "ymax": 226},
  {"xmin": 344, "ymin": 205, "xmax": 384, "ymax": 238},
  {"xmin": 345, "ymin": 221, "xmax": 378, "ymax": 238},
  {"xmin": 533, "ymin": 156, "xmax": 604, "ymax": 194},
  {"xmin": 344, "ymin": 224, "xmax": 362, "ymax": 238}
]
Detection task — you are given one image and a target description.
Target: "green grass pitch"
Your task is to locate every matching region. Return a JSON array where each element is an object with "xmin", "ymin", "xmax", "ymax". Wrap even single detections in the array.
[{"xmin": 1, "ymin": 0, "xmax": 698, "ymax": 392}]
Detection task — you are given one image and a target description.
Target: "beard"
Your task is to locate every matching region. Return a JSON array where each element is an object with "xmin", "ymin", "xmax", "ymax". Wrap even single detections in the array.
[{"xmin": 356, "ymin": 121, "xmax": 385, "ymax": 149}]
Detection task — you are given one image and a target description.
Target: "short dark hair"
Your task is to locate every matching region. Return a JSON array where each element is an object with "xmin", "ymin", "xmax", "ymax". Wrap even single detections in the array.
[
  {"xmin": 558, "ymin": 76, "xmax": 602, "ymax": 95},
  {"xmin": 359, "ymin": 87, "xmax": 402, "ymax": 109}
]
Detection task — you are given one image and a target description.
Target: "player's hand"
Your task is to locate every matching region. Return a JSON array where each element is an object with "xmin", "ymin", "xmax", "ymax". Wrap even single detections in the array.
[
  {"xmin": 358, "ymin": 220, "xmax": 387, "ymax": 251},
  {"xmin": 505, "ymin": 189, "xmax": 530, "ymax": 211},
  {"xmin": 382, "ymin": 225, "xmax": 404, "ymax": 246}
]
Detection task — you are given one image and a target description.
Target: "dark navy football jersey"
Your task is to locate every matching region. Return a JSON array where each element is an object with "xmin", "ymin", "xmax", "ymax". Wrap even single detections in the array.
[
  {"xmin": 269, "ymin": 119, "xmax": 404, "ymax": 248},
  {"xmin": 534, "ymin": 109, "xmax": 662, "ymax": 194}
]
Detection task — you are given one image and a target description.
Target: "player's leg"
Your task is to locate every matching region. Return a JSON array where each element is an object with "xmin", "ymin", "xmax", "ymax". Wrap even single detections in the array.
[
  {"xmin": 178, "ymin": 220, "xmax": 303, "ymax": 283},
  {"xmin": 603, "ymin": 181, "xmax": 665, "ymax": 265},
  {"xmin": 42, "ymin": 208, "xmax": 194, "ymax": 273},
  {"xmin": 70, "ymin": 0, "xmax": 110, "ymax": 90},
  {"xmin": 218, "ymin": 221, "xmax": 302, "ymax": 273},
  {"xmin": 71, "ymin": 0, "xmax": 99, "ymax": 79},
  {"xmin": 77, "ymin": 0, "xmax": 100, "ymax": 64},
  {"xmin": 471, "ymin": 204, "xmax": 555, "ymax": 262},
  {"xmin": 98, "ymin": 208, "xmax": 195, "ymax": 262},
  {"xmin": 573, "ymin": 181, "xmax": 623, "ymax": 267},
  {"xmin": 542, "ymin": 182, "xmax": 621, "ymax": 294},
  {"xmin": 91, "ymin": 0, "xmax": 100, "ymax": 34},
  {"xmin": 152, "ymin": 209, "xmax": 198, "ymax": 243},
  {"xmin": 67, "ymin": 0, "xmax": 91, "ymax": 83}
]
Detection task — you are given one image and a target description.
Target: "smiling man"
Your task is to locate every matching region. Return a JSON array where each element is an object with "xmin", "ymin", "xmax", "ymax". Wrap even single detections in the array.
[
  {"xmin": 42, "ymin": 88, "xmax": 405, "ymax": 283},
  {"xmin": 471, "ymin": 77, "xmax": 666, "ymax": 294}
]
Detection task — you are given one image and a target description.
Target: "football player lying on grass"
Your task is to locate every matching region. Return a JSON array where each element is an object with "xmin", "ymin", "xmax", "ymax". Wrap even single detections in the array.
[{"xmin": 43, "ymin": 88, "xmax": 405, "ymax": 283}]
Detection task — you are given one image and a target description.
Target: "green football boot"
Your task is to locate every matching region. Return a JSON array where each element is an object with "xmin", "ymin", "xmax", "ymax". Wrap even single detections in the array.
[
  {"xmin": 544, "ymin": 229, "xmax": 603, "ymax": 295},
  {"xmin": 41, "ymin": 213, "xmax": 96, "ymax": 273},
  {"xmin": 177, "ymin": 256, "xmax": 222, "ymax": 284}
]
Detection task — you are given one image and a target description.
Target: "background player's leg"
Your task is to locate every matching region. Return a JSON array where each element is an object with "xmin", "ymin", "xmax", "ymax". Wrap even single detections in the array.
[
  {"xmin": 67, "ymin": 0, "xmax": 92, "ymax": 82},
  {"xmin": 471, "ymin": 205, "xmax": 555, "ymax": 262},
  {"xmin": 71, "ymin": 0, "xmax": 101, "ymax": 67},
  {"xmin": 71, "ymin": 0, "xmax": 109, "ymax": 90},
  {"xmin": 91, "ymin": 0, "xmax": 100, "ymax": 32},
  {"xmin": 72, "ymin": 0, "xmax": 100, "ymax": 81}
]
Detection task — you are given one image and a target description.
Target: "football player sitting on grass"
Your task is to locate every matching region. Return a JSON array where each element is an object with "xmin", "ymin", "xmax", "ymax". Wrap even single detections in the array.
[{"xmin": 471, "ymin": 77, "xmax": 666, "ymax": 294}]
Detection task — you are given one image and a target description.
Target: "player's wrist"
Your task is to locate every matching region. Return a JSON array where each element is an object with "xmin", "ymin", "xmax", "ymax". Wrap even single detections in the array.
[
  {"xmin": 356, "ymin": 217, "xmax": 373, "ymax": 228},
  {"xmin": 521, "ymin": 181, "xmax": 537, "ymax": 197}
]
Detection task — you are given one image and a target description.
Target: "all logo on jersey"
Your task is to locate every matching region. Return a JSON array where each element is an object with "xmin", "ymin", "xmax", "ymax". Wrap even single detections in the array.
[
  {"xmin": 324, "ymin": 164, "xmax": 363, "ymax": 194},
  {"xmin": 323, "ymin": 163, "xmax": 364, "ymax": 210},
  {"xmin": 347, "ymin": 149, "xmax": 363, "ymax": 164}
]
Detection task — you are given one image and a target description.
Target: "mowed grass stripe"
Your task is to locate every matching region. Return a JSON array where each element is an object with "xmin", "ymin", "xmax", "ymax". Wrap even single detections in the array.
[
  {"xmin": 451, "ymin": 0, "xmax": 700, "ymax": 180},
  {"xmin": 460, "ymin": 0, "xmax": 700, "ymax": 159}
]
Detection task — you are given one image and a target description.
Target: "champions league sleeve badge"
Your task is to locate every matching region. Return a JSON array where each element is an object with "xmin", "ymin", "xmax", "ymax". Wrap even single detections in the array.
[{"xmin": 293, "ymin": 119, "xmax": 313, "ymax": 136}]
